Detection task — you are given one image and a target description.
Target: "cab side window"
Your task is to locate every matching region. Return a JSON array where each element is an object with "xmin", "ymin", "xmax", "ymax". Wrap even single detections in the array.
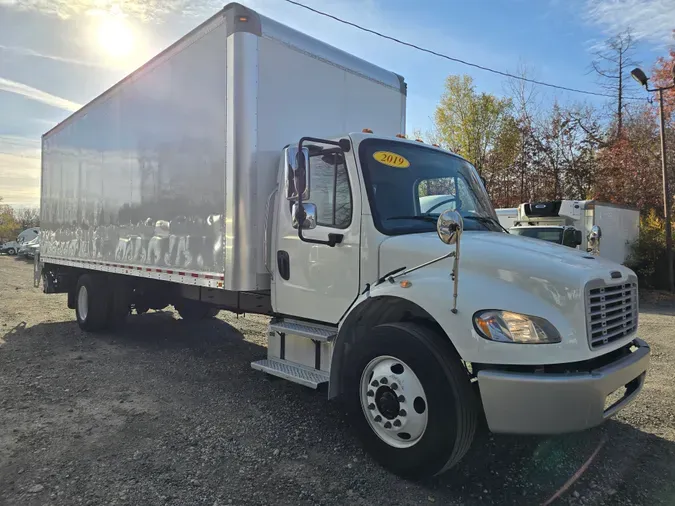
[{"xmin": 307, "ymin": 151, "xmax": 352, "ymax": 229}]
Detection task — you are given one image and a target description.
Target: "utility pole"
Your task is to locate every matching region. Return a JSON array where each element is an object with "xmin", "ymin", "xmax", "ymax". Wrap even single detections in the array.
[
  {"xmin": 658, "ymin": 88, "xmax": 673, "ymax": 292},
  {"xmin": 631, "ymin": 66, "xmax": 674, "ymax": 292}
]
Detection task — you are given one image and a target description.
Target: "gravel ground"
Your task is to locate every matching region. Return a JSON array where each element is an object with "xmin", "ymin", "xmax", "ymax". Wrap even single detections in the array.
[{"xmin": 1, "ymin": 256, "xmax": 675, "ymax": 506}]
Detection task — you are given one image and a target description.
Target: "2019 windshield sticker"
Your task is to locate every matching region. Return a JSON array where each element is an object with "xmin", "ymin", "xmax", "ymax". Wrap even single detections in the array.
[{"xmin": 373, "ymin": 151, "xmax": 410, "ymax": 169}]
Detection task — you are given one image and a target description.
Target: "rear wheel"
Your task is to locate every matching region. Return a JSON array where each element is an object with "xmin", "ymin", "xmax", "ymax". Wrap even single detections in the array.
[
  {"xmin": 344, "ymin": 322, "xmax": 477, "ymax": 479},
  {"xmin": 7, "ymin": 248, "xmax": 16, "ymax": 255},
  {"xmin": 75, "ymin": 274, "xmax": 110, "ymax": 332}
]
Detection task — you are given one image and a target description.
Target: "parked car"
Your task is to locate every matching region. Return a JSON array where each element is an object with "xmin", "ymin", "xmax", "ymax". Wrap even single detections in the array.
[{"xmin": 1, "ymin": 241, "xmax": 20, "ymax": 255}]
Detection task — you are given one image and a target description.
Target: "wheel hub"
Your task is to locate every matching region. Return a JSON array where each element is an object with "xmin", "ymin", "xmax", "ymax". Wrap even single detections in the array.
[
  {"xmin": 375, "ymin": 388, "xmax": 400, "ymax": 419},
  {"xmin": 360, "ymin": 356, "xmax": 428, "ymax": 449}
]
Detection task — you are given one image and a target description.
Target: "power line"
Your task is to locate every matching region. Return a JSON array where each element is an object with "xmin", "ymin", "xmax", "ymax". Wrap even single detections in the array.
[
  {"xmin": 282, "ymin": 0, "xmax": 648, "ymax": 101},
  {"xmin": 0, "ymin": 151, "xmax": 40, "ymax": 159}
]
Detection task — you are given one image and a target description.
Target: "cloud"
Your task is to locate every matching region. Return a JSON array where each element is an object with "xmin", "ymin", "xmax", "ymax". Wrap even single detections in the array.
[
  {"xmin": 0, "ymin": 137, "xmax": 41, "ymax": 208},
  {"xmin": 585, "ymin": 0, "xmax": 675, "ymax": 46},
  {"xmin": 0, "ymin": 77, "xmax": 81, "ymax": 111},
  {"xmin": 4, "ymin": 0, "xmax": 222, "ymax": 20},
  {"xmin": 0, "ymin": 44, "xmax": 110, "ymax": 68}
]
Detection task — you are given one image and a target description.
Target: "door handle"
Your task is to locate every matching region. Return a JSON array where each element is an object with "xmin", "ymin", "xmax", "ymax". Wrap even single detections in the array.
[{"xmin": 277, "ymin": 250, "xmax": 290, "ymax": 280}]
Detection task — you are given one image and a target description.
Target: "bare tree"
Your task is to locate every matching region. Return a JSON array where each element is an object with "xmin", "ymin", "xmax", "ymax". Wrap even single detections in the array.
[
  {"xmin": 15, "ymin": 207, "xmax": 40, "ymax": 229},
  {"xmin": 591, "ymin": 29, "xmax": 639, "ymax": 138}
]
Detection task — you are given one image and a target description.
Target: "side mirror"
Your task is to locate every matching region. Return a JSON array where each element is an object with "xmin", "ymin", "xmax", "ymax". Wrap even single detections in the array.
[
  {"xmin": 291, "ymin": 202, "xmax": 317, "ymax": 230},
  {"xmin": 574, "ymin": 229, "xmax": 583, "ymax": 246},
  {"xmin": 285, "ymin": 146, "xmax": 310, "ymax": 201},
  {"xmin": 437, "ymin": 210, "xmax": 463, "ymax": 245}
]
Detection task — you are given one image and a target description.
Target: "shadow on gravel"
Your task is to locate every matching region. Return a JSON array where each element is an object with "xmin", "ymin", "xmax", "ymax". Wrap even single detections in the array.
[
  {"xmin": 416, "ymin": 420, "xmax": 675, "ymax": 505},
  {"xmin": 3, "ymin": 314, "xmax": 674, "ymax": 506}
]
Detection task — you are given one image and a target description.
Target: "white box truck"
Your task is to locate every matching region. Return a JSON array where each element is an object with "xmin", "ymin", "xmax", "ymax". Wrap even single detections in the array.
[
  {"xmin": 507, "ymin": 200, "xmax": 640, "ymax": 264},
  {"xmin": 36, "ymin": 3, "xmax": 649, "ymax": 479},
  {"xmin": 496, "ymin": 207, "xmax": 518, "ymax": 230}
]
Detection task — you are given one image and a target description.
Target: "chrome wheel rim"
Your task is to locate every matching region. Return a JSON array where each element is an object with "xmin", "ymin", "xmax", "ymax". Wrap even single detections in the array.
[
  {"xmin": 78, "ymin": 285, "xmax": 89, "ymax": 321},
  {"xmin": 360, "ymin": 355, "xmax": 428, "ymax": 448}
]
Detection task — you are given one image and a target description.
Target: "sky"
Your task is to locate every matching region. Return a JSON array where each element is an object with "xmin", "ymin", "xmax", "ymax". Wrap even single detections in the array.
[{"xmin": 0, "ymin": 0, "xmax": 673, "ymax": 208}]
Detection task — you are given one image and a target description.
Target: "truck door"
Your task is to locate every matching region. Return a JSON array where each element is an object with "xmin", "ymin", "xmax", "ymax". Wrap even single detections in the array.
[{"xmin": 273, "ymin": 145, "xmax": 361, "ymax": 324}]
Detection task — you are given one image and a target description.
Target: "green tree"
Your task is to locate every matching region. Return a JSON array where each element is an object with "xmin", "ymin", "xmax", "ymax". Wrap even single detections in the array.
[
  {"xmin": 0, "ymin": 199, "xmax": 21, "ymax": 243},
  {"xmin": 433, "ymin": 75, "xmax": 513, "ymax": 176}
]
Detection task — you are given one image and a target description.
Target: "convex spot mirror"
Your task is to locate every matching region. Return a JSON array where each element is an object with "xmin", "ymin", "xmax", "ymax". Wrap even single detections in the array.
[
  {"xmin": 587, "ymin": 225, "xmax": 602, "ymax": 253},
  {"xmin": 437, "ymin": 210, "xmax": 464, "ymax": 245},
  {"xmin": 291, "ymin": 203, "xmax": 317, "ymax": 230}
]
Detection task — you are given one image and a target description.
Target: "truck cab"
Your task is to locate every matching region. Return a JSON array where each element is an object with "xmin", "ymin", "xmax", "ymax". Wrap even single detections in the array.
[{"xmin": 260, "ymin": 132, "xmax": 649, "ymax": 477}]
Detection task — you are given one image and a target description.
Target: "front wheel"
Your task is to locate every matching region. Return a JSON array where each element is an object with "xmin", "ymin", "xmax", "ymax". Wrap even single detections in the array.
[
  {"xmin": 344, "ymin": 322, "xmax": 477, "ymax": 479},
  {"xmin": 7, "ymin": 248, "xmax": 16, "ymax": 255}
]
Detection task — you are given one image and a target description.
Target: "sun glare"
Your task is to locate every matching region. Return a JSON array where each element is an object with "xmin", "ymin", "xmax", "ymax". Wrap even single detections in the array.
[{"xmin": 97, "ymin": 16, "xmax": 133, "ymax": 58}]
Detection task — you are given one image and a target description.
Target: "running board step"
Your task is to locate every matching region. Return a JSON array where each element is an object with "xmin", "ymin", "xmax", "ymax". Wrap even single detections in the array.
[
  {"xmin": 269, "ymin": 320, "xmax": 337, "ymax": 342},
  {"xmin": 251, "ymin": 359, "xmax": 329, "ymax": 389}
]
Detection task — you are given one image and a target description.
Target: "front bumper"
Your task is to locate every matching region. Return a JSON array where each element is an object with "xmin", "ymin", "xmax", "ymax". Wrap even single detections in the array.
[{"xmin": 477, "ymin": 338, "xmax": 650, "ymax": 434}]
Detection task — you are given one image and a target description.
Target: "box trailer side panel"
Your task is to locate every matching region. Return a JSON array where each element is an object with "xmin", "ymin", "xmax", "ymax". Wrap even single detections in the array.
[
  {"xmin": 40, "ymin": 4, "xmax": 406, "ymax": 291},
  {"xmin": 594, "ymin": 204, "xmax": 639, "ymax": 264},
  {"xmin": 250, "ymin": 17, "xmax": 406, "ymax": 287},
  {"xmin": 41, "ymin": 16, "xmax": 229, "ymax": 282}
]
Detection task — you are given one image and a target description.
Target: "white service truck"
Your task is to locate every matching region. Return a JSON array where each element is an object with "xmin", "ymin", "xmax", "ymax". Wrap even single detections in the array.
[
  {"xmin": 1, "ymin": 227, "xmax": 40, "ymax": 255},
  {"xmin": 507, "ymin": 200, "xmax": 640, "ymax": 264},
  {"xmin": 496, "ymin": 207, "xmax": 518, "ymax": 230},
  {"xmin": 35, "ymin": 3, "xmax": 650, "ymax": 479}
]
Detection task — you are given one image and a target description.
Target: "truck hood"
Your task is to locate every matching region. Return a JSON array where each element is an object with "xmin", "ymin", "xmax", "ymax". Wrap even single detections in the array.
[{"xmin": 378, "ymin": 231, "xmax": 633, "ymax": 287}]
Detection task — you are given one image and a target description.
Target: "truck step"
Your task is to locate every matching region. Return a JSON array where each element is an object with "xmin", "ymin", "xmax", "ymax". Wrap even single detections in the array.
[
  {"xmin": 269, "ymin": 320, "xmax": 336, "ymax": 342},
  {"xmin": 251, "ymin": 359, "xmax": 329, "ymax": 389}
]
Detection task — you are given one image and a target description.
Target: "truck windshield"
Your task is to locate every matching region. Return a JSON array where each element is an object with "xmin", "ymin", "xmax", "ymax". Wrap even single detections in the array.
[
  {"xmin": 358, "ymin": 139, "xmax": 500, "ymax": 235},
  {"xmin": 510, "ymin": 227, "xmax": 563, "ymax": 244}
]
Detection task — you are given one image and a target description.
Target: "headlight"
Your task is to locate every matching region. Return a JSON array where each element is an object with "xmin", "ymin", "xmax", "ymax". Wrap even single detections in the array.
[{"xmin": 473, "ymin": 310, "xmax": 561, "ymax": 344}]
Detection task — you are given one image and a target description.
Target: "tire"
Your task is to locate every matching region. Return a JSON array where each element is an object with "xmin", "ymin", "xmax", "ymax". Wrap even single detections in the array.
[
  {"xmin": 344, "ymin": 322, "xmax": 477, "ymax": 479},
  {"xmin": 7, "ymin": 248, "xmax": 16, "ymax": 255},
  {"xmin": 75, "ymin": 274, "xmax": 110, "ymax": 332},
  {"xmin": 174, "ymin": 300, "xmax": 218, "ymax": 321}
]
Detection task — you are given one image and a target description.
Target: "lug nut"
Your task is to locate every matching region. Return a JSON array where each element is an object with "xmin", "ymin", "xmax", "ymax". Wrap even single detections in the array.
[
  {"xmin": 393, "ymin": 420, "xmax": 401, "ymax": 427},
  {"xmin": 391, "ymin": 383, "xmax": 398, "ymax": 390},
  {"xmin": 367, "ymin": 390, "xmax": 374, "ymax": 397},
  {"xmin": 398, "ymin": 395, "xmax": 405, "ymax": 403},
  {"xmin": 384, "ymin": 422, "xmax": 392, "ymax": 429},
  {"xmin": 380, "ymin": 377, "xmax": 388, "ymax": 385},
  {"xmin": 399, "ymin": 409, "xmax": 407, "ymax": 417},
  {"xmin": 368, "ymin": 403, "xmax": 375, "ymax": 410},
  {"xmin": 374, "ymin": 415, "xmax": 382, "ymax": 422},
  {"xmin": 371, "ymin": 380, "xmax": 379, "ymax": 387}
]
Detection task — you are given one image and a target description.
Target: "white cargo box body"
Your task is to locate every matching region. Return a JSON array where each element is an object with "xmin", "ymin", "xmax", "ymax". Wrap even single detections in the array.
[
  {"xmin": 40, "ymin": 3, "xmax": 406, "ymax": 291},
  {"xmin": 584, "ymin": 202, "xmax": 639, "ymax": 264}
]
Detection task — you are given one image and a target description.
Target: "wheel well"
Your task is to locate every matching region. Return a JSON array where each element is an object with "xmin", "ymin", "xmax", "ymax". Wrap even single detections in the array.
[{"xmin": 328, "ymin": 296, "xmax": 461, "ymax": 399}]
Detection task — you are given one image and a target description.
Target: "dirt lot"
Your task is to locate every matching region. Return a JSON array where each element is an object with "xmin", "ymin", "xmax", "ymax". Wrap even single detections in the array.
[{"xmin": 1, "ymin": 256, "xmax": 674, "ymax": 506}]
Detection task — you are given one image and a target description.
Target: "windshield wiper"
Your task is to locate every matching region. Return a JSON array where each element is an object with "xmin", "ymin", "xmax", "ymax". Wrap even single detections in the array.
[
  {"xmin": 463, "ymin": 215, "xmax": 509, "ymax": 233},
  {"xmin": 387, "ymin": 215, "xmax": 438, "ymax": 222}
]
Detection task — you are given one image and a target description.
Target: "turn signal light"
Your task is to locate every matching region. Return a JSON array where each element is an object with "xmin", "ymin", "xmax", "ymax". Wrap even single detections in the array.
[{"xmin": 362, "ymin": 128, "xmax": 373, "ymax": 133}]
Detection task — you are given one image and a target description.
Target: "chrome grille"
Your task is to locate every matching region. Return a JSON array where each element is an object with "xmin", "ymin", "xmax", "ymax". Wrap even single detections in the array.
[{"xmin": 586, "ymin": 279, "xmax": 638, "ymax": 349}]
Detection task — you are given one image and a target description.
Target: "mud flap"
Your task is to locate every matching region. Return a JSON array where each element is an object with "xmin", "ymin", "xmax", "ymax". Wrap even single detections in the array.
[{"xmin": 33, "ymin": 253, "xmax": 41, "ymax": 288}]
